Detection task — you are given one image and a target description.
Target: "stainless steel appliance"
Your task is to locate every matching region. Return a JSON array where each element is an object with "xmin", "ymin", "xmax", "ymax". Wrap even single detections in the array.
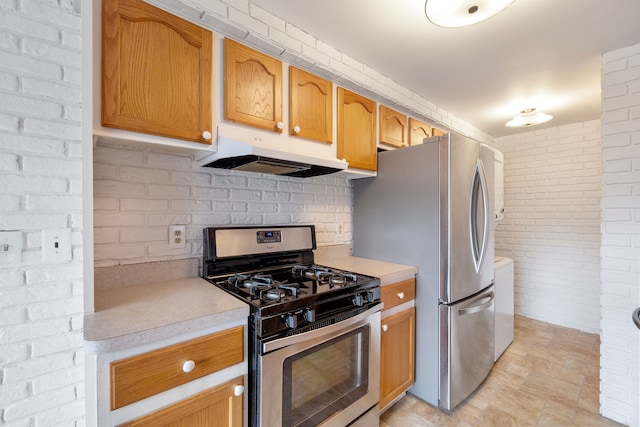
[
  {"xmin": 202, "ymin": 225, "xmax": 382, "ymax": 426},
  {"xmin": 353, "ymin": 132, "xmax": 495, "ymax": 411},
  {"xmin": 197, "ymin": 137, "xmax": 348, "ymax": 177}
]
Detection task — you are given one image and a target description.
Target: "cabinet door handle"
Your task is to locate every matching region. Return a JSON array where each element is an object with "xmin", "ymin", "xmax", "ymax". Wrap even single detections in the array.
[
  {"xmin": 397, "ymin": 292, "xmax": 405, "ymax": 300},
  {"xmin": 234, "ymin": 385, "xmax": 245, "ymax": 396},
  {"xmin": 276, "ymin": 122, "xmax": 284, "ymax": 130},
  {"xmin": 182, "ymin": 360, "xmax": 195, "ymax": 373},
  {"xmin": 382, "ymin": 324, "xmax": 388, "ymax": 332},
  {"xmin": 293, "ymin": 125, "xmax": 301, "ymax": 134},
  {"xmin": 202, "ymin": 130, "xmax": 212, "ymax": 140}
]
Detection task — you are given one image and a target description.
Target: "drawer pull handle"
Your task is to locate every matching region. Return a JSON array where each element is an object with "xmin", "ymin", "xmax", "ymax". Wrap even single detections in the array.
[
  {"xmin": 234, "ymin": 385, "xmax": 245, "ymax": 396},
  {"xmin": 276, "ymin": 122, "xmax": 284, "ymax": 130},
  {"xmin": 293, "ymin": 125, "xmax": 301, "ymax": 134},
  {"xmin": 382, "ymin": 324, "xmax": 388, "ymax": 332},
  {"xmin": 397, "ymin": 292, "xmax": 405, "ymax": 300},
  {"xmin": 182, "ymin": 360, "xmax": 195, "ymax": 373},
  {"xmin": 202, "ymin": 131, "xmax": 212, "ymax": 140}
]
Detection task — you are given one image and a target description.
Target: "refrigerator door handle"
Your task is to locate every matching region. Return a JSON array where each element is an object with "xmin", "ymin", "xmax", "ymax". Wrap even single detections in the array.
[
  {"xmin": 458, "ymin": 292, "xmax": 494, "ymax": 316},
  {"xmin": 469, "ymin": 159, "xmax": 490, "ymax": 272}
]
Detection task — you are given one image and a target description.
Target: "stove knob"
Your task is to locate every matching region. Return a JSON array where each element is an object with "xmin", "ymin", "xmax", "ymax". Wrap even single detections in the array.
[
  {"xmin": 352, "ymin": 294, "xmax": 364, "ymax": 307},
  {"xmin": 304, "ymin": 308, "xmax": 315, "ymax": 322},
  {"xmin": 283, "ymin": 313, "xmax": 298, "ymax": 329},
  {"xmin": 364, "ymin": 291, "xmax": 375, "ymax": 303}
]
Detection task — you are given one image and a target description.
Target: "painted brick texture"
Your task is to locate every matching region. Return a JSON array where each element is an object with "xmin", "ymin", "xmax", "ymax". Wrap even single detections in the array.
[
  {"xmin": 0, "ymin": 0, "xmax": 84, "ymax": 426},
  {"xmin": 600, "ymin": 42, "xmax": 640, "ymax": 427},
  {"xmin": 93, "ymin": 141, "xmax": 354, "ymax": 268},
  {"xmin": 494, "ymin": 120, "xmax": 602, "ymax": 334}
]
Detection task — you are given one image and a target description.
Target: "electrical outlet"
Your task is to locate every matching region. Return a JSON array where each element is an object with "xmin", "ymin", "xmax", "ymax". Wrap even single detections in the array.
[
  {"xmin": 169, "ymin": 225, "xmax": 186, "ymax": 249},
  {"xmin": 337, "ymin": 223, "xmax": 344, "ymax": 237},
  {"xmin": 42, "ymin": 228, "xmax": 71, "ymax": 263}
]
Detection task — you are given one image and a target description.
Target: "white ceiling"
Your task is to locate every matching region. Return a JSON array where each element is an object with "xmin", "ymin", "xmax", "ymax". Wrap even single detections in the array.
[{"xmin": 250, "ymin": 0, "xmax": 640, "ymax": 138}]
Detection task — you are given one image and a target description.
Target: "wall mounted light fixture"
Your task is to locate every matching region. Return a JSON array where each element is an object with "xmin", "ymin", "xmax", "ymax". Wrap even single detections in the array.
[
  {"xmin": 505, "ymin": 108, "xmax": 553, "ymax": 128},
  {"xmin": 425, "ymin": 0, "xmax": 515, "ymax": 28}
]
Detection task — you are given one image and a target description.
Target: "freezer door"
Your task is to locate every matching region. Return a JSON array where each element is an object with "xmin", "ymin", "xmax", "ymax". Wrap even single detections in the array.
[
  {"xmin": 439, "ymin": 286, "xmax": 495, "ymax": 411},
  {"xmin": 442, "ymin": 135, "xmax": 494, "ymax": 302}
]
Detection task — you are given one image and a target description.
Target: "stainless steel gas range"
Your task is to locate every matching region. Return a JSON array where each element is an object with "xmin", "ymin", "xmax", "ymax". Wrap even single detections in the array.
[{"xmin": 202, "ymin": 225, "xmax": 382, "ymax": 427}]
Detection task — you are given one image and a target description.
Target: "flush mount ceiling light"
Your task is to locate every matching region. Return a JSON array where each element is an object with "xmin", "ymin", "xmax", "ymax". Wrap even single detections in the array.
[
  {"xmin": 505, "ymin": 108, "xmax": 553, "ymax": 128},
  {"xmin": 425, "ymin": 0, "xmax": 515, "ymax": 28}
]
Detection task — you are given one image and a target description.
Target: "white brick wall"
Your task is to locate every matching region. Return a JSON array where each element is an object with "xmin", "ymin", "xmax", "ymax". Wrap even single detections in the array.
[
  {"xmin": 93, "ymin": 141, "xmax": 354, "ymax": 268},
  {"xmin": 600, "ymin": 42, "xmax": 640, "ymax": 427},
  {"xmin": 0, "ymin": 0, "xmax": 84, "ymax": 426},
  {"xmin": 494, "ymin": 120, "xmax": 602, "ymax": 334}
]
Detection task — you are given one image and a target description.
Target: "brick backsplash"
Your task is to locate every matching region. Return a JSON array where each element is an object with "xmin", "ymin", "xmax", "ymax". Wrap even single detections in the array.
[{"xmin": 92, "ymin": 141, "xmax": 354, "ymax": 268}]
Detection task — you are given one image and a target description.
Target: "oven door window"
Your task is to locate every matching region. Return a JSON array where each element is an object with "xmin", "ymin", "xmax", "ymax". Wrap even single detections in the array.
[{"xmin": 282, "ymin": 325, "xmax": 370, "ymax": 427}]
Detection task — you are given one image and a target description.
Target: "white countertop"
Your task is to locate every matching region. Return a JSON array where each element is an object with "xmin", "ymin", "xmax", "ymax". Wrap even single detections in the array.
[
  {"xmin": 83, "ymin": 255, "xmax": 415, "ymax": 354},
  {"xmin": 83, "ymin": 277, "xmax": 249, "ymax": 353},
  {"xmin": 315, "ymin": 254, "xmax": 417, "ymax": 286}
]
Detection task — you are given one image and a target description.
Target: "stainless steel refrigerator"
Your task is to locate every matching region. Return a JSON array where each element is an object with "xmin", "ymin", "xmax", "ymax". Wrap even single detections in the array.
[{"xmin": 353, "ymin": 132, "xmax": 495, "ymax": 411}]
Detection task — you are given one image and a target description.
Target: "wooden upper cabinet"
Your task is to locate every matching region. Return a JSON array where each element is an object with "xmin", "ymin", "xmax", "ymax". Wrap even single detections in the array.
[
  {"xmin": 224, "ymin": 38, "xmax": 283, "ymax": 133},
  {"xmin": 102, "ymin": 0, "xmax": 213, "ymax": 144},
  {"xmin": 379, "ymin": 105, "xmax": 407, "ymax": 148},
  {"xmin": 432, "ymin": 126, "xmax": 446, "ymax": 137},
  {"xmin": 337, "ymin": 88, "xmax": 377, "ymax": 171},
  {"xmin": 409, "ymin": 118, "xmax": 432, "ymax": 146},
  {"xmin": 289, "ymin": 67, "xmax": 332, "ymax": 144}
]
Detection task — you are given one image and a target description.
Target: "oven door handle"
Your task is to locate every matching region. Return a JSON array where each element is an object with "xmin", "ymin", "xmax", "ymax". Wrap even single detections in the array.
[{"xmin": 262, "ymin": 303, "xmax": 383, "ymax": 353}]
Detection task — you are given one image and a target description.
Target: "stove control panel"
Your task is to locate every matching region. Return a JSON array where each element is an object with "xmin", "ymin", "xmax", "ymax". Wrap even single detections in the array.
[{"xmin": 256, "ymin": 230, "xmax": 282, "ymax": 244}]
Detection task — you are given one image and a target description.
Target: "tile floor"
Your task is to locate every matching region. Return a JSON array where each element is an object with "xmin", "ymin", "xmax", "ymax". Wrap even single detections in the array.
[{"xmin": 380, "ymin": 315, "xmax": 624, "ymax": 427}]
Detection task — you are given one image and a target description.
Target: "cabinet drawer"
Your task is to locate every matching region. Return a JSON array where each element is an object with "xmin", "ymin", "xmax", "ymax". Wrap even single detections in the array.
[
  {"xmin": 111, "ymin": 326, "xmax": 244, "ymax": 410},
  {"xmin": 381, "ymin": 279, "xmax": 416, "ymax": 311}
]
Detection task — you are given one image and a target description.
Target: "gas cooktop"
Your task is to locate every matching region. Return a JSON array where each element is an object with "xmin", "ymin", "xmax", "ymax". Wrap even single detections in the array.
[{"xmin": 202, "ymin": 225, "xmax": 381, "ymax": 337}]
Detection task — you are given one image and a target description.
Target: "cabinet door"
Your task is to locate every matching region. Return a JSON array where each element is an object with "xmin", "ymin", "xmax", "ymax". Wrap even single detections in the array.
[
  {"xmin": 432, "ymin": 126, "xmax": 446, "ymax": 137},
  {"xmin": 289, "ymin": 67, "xmax": 332, "ymax": 144},
  {"xmin": 119, "ymin": 377, "xmax": 244, "ymax": 427},
  {"xmin": 379, "ymin": 105, "xmax": 407, "ymax": 148},
  {"xmin": 409, "ymin": 118, "xmax": 432, "ymax": 146},
  {"xmin": 224, "ymin": 38, "xmax": 283, "ymax": 132},
  {"xmin": 102, "ymin": 0, "xmax": 213, "ymax": 144},
  {"xmin": 380, "ymin": 307, "xmax": 415, "ymax": 410},
  {"xmin": 337, "ymin": 88, "xmax": 377, "ymax": 171}
]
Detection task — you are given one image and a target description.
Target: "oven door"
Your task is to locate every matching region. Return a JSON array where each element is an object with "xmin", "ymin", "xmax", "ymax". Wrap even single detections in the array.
[{"xmin": 259, "ymin": 304, "xmax": 382, "ymax": 427}]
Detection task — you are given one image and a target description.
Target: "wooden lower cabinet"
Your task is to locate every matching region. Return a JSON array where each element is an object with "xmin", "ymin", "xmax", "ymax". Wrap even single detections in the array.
[
  {"xmin": 118, "ymin": 377, "xmax": 244, "ymax": 427},
  {"xmin": 379, "ymin": 278, "xmax": 416, "ymax": 410},
  {"xmin": 380, "ymin": 307, "xmax": 415, "ymax": 409},
  {"xmin": 110, "ymin": 326, "xmax": 244, "ymax": 410}
]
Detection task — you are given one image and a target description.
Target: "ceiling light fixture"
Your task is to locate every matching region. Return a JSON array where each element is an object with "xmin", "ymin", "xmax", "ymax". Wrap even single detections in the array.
[
  {"xmin": 425, "ymin": 0, "xmax": 515, "ymax": 28},
  {"xmin": 505, "ymin": 108, "xmax": 553, "ymax": 128}
]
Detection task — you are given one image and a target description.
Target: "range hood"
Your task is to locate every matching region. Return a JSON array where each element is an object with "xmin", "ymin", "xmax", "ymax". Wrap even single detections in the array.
[{"xmin": 197, "ymin": 137, "xmax": 348, "ymax": 178}]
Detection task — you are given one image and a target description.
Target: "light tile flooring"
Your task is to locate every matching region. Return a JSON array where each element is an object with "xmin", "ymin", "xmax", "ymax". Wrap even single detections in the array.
[{"xmin": 380, "ymin": 315, "xmax": 624, "ymax": 427}]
